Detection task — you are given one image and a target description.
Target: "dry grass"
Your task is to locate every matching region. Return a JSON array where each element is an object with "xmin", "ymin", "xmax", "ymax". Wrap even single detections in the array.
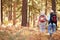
[
  {"xmin": 52, "ymin": 30, "xmax": 60, "ymax": 40},
  {"xmin": 0, "ymin": 26, "xmax": 60, "ymax": 40}
]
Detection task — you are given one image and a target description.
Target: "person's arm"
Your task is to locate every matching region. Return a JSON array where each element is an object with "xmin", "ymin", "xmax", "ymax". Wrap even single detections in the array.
[
  {"xmin": 37, "ymin": 16, "xmax": 40, "ymax": 26},
  {"xmin": 47, "ymin": 15, "xmax": 50, "ymax": 21},
  {"xmin": 45, "ymin": 15, "xmax": 48, "ymax": 21}
]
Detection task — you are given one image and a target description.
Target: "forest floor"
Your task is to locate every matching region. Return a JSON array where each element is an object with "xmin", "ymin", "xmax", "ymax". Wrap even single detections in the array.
[{"xmin": 0, "ymin": 25, "xmax": 60, "ymax": 40}]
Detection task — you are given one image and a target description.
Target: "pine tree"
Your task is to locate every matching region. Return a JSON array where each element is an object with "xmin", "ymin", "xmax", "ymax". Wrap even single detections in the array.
[{"xmin": 21, "ymin": 0, "xmax": 27, "ymax": 26}]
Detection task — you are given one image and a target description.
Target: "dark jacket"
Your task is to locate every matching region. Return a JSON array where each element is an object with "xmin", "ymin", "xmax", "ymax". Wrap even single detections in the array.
[{"xmin": 49, "ymin": 12, "xmax": 57, "ymax": 26}]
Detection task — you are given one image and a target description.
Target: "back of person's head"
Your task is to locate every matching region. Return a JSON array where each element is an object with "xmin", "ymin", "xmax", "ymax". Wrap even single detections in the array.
[
  {"xmin": 50, "ymin": 9, "xmax": 54, "ymax": 13},
  {"xmin": 40, "ymin": 10, "xmax": 45, "ymax": 15},
  {"xmin": 50, "ymin": 10, "xmax": 55, "ymax": 15},
  {"xmin": 50, "ymin": 10, "xmax": 55, "ymax": 13}
]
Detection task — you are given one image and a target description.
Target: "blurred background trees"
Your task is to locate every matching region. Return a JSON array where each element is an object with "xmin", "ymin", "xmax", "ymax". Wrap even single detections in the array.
[{"xmin": 0, "ymin": 0, "xmax": 60, "ymax": 27}]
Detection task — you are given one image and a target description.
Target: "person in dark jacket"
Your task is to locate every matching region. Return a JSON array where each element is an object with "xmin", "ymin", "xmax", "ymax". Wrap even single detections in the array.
[{"xmin": 48, "ymin": 10, "xmax": 57, "ymax": 35}]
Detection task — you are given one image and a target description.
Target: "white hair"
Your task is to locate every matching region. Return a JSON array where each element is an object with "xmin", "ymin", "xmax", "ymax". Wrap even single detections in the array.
[
  {"xmin": 40, "ymin": 10, "xmax": 45, "ymax": 15},
  {"xmin": 51, "ymin": 10, "xmax": 54, "ymax": 12}
]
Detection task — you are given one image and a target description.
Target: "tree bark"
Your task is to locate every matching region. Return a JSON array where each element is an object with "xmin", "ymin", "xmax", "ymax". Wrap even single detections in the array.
[
  {"xmin": 45, "ymin": 0, "xmax": 47, "ymax": 15},
  {"xmin": 13, "ymin": 2, "xmax": 16, "ymax": 25},
  {"xmin": 51, "ymin": 0, "xmax": 56, "ymax": 13},
  {"xmin": 0, "ymin": 0, "xmax": 1, "ymax": 24},
  {"xmin": 21, "ymin": 0, "xmax": 27, "ymax": 26},
  {"xmin": 1, "ymin": 0, "xmax": 3, "ymax": 24},
  {"xmin": 8, "ymin": 0, "xmax": 12, "ymax": 21}
]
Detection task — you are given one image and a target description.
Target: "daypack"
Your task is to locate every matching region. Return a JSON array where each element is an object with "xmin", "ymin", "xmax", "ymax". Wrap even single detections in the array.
[
  {"xmin": 39, "ymin": 15, "xmax": 46, "ymax": 22},
  {"xmin": 50, "ymin": 13, "xmax": 57, "ymax": 22}
]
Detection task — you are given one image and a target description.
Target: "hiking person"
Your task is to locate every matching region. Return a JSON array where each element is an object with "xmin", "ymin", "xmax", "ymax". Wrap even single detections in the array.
[
  {"xmin": 48, "ymin": 10, "xmax": 57, "ymax": 35},
  {"xmin": 38, "ymin": 11, "xmax": 47, "ymax": 32}
]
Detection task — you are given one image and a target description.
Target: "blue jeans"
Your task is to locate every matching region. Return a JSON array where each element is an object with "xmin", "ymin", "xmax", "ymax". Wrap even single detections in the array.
[{"xmin": 48, "ymin": 23, "xmax": 56, "ymax": 34}]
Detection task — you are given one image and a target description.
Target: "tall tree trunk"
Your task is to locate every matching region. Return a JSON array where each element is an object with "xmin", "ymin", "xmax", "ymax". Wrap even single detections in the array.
[
  {"xmin": 51, "ymin": 0, "xmax": 56, "ymax": 13},
  {"xmin": 1, "ymin": 0, "xmax": 3, "ymax": 24},
  {"xmin": 33, "ymin": 14, "xmax": 35, "ymax": 27},
  {"xmin": 21, "ymin": 0, "xmax": 27, "ymax": 26},
  {"xmin": 13, "ymin": 2, "xmax": 16, "ymax": 25},
  {"xmin": 8, "ymin": 0, "xmax": 12, "ymax": 21},
  {"xmin": 45, "ymin": 0, "xmax": 47, "ymax": 15},
  {"xmin": 0, "ymin": 0, "xmax": 1, "ymax": 25}
]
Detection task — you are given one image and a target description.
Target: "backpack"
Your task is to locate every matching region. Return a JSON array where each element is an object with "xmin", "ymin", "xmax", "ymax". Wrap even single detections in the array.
[
  {"xmin": 50, "ymin": 13, "xmax": 57, "ymax": 22},
  {"xmin": 39, "ymin": 15, "xmax": 46, "ymax": 22}
]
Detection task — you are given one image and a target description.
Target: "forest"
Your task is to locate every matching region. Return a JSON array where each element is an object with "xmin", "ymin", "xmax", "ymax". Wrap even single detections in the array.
[
  {"xmin": 0, "ymin": 0, "xmax": 60, "ymax": 40},
  {"xmin": 0, "ymin": 0, "xmax": 60, "ymax": 27}
]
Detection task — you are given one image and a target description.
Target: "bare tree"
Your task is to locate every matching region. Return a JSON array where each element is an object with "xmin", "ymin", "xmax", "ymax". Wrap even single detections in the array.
[
  {"xmin": 51, "ymin": 0, "xmax": 56, "ymax": 13},
  {"xmin": 0, "ymin": 0, "xmax": 1, "ymax": 24},
  {"xmin": 13, "ymin": 2, "xmax": 16, "ymax": 25},
  {"xmin": 45, "ymin": 0, "xmax": 47, "ymax": 15},
  {"xmin": 8, "ymin": 0, "xmax": 12, "ymax": 21},
  {"xmin": 21, "ymin": 0, "xmax": 27, "ymax": 26},
  {"xmin": 1, "ymin": 0, "xmax": 3, "ymax": 24}
]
